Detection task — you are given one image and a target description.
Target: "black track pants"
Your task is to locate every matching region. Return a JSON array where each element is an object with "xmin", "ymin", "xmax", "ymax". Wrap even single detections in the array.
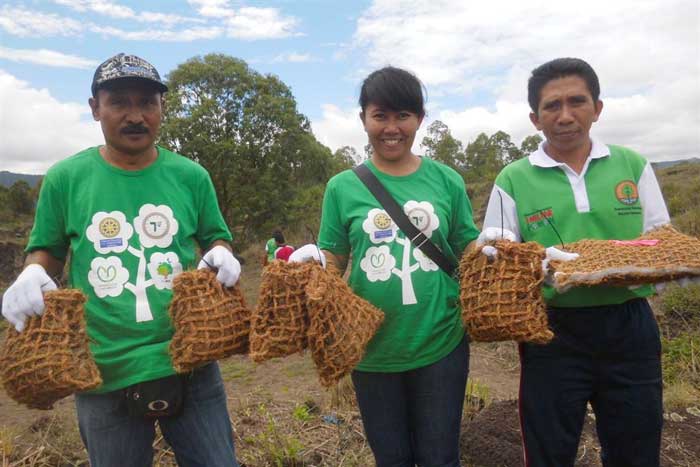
[{"xmin": 519, "ymin": 298, "xmax": 662, "ymax": 467}]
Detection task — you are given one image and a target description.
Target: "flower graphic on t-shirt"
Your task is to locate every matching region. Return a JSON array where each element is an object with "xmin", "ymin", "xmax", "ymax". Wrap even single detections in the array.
[
  {"xmin": 360, "ymin": 200, "xmax": 441, "ymax": 305},
  {"xmin": 86, "ymin": 211, "xmax": 133, "ymax": 254},
  {"xmin": 88, "ymin": 256, "xmax": 129, "ymax": 298},
  {"xmin": 362, "ymin": 208, "xmax": 399, "ymax": 244},
  {"xmin": 147, "ymin": 252, "xmax": 182, "ymax": 290},
  {"xmin": 360, "ymin": 245, "xmax": 396, "ymax": 282},
  {"xmin": 403, "ymin": 200, "xmax": 440, "ymax": 238},
  {"xmin": 133, "ymin": 204, "xmax": 179, "ymax": 249},
  {"xmin": 412, "ymin": 248, "xmax": 439, "ymax": 272}
]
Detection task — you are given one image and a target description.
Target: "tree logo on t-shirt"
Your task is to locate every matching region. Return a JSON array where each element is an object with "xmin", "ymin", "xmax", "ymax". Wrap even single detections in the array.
[
  {"xmin": 615, "ymin": 180, "xmax": 639, "ymax": 205},
  {"xmin": 85, "ymin": 204, "xmax": 182, "ymax": 322},
  {"xmin": 360, "ymin": 201, "xmax": 439, "ymax": 305}
]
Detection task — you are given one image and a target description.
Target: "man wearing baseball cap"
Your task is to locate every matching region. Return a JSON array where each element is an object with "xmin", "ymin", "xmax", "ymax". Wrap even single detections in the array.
[{"xmin": 2, "ymin": 53, "xmax": 241, "ymax": 466}]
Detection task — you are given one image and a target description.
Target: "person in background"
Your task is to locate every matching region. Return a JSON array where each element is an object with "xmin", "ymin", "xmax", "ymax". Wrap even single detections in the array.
[
  {"xmin": 290, "ymin": 66, "xmax": 479, "ymax": 467},
  {"xmin": 263, "ymin": 230, "xmax": 286, "ymax": 265},
  {"xmin": 1, "ymin": 53, "xmax": 240, "ymax": 467},
  {"xmin": 479, "ymin": 57, "xmax": 669, "ymax": 467}
]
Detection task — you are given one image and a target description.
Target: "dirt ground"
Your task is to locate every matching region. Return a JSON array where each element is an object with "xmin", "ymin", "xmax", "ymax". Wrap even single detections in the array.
[{"xmin": 0, "ymin": 243, "xmax": 699, "ymax": 466}]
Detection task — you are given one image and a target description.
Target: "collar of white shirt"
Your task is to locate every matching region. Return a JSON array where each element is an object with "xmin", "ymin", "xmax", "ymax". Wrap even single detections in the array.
[{"xmin": 528, "ymin": 138, "xmax": 610, "ymax": 168}]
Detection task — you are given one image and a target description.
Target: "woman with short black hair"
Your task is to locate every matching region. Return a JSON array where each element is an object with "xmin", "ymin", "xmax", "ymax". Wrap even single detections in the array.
[{"xmin": 292, "ymin": 66, "xmax": 479, "ymax": 466}]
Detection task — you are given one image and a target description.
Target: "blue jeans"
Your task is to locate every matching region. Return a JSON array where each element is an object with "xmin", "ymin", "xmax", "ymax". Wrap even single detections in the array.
[
  {"xmin": 75, "ymin": 362, "xmax": 238, "ymax": 467},
  {"xmin": 351, "ymin": 335, "xmax": 469, "ymax": 467}
]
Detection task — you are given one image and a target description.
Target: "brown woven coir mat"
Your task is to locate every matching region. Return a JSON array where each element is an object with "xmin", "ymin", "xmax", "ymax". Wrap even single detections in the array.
[
  {"xmin": 169, "ymin": 269, "xmax": 250, "ymax": 373},
  {"xmin": 249, "ymin": 261, "xmax": 317, "ymax": 362},
  {"xmin": 460, "ymin": 241, "xmax": 553, "ymax": 344},
  {"xmin": 550, "ymin": 225, "xmax": 700, "ymax": 292},
  {"xmin": 306, "ymin": 265, "xmax": 384, "ymax": 387},
  {"xmin": 0, "ymin": 289, "xmax": 102, "ymax": 409}
]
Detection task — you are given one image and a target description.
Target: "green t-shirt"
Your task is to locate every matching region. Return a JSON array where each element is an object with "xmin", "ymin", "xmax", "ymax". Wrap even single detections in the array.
[
  {"xmin": 265, "ymin": 238, "xmax": 277, "ymax": 261},
  {"xmin": 318, "ymin": 158, "xmax": 480, "ymax": 372},
  {"xmin": 489, "ymin": 143, "xmax": 667, "ymax": 307},
  {"xmin": 26, "ymin": 146, "xmax": 232, "ymax": 393}
]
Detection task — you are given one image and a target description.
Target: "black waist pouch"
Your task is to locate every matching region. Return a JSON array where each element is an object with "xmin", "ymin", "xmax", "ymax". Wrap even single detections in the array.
[{"xmin": 124, "ymin": 374, "xmax": 187, "ymax": 418}]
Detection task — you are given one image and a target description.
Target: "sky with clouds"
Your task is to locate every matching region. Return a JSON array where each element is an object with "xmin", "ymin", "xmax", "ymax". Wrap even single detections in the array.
[{"xmin": 0, "ymin": 0, "xmax": 698, "ymax": 173}]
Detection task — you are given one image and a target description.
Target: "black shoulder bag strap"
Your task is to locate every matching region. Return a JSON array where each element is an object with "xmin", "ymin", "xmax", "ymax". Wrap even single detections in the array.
[{"xmin": 353, "ymin": 164, "xmax": 457, "ymax": 278}]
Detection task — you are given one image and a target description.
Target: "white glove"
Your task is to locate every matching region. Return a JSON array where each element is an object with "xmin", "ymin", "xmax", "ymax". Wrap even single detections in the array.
[
  {"xmin": 477, "ymin": 227, "xmax": 517, "ymax": 246},
  {"xmin": 542, "ymin": 246, "xmax": 579, "ymax": 283},
  {"xmin": 288, "ymin": 244, "xmax": 327, "ymax": 268},
  {"xmin": 481, "ymin": 245, "xmax": 499, "ymax": 259},
  {"xmin": 2, "ymin": 264, "xmax": 57, "ymax": 332},
  {"xmin": 197, "ymin": 245, "xmax": 240, "ymax": 287},
  {"xmin": 478, "ymin": 228, "xmax": 517, "ymax": 259}
]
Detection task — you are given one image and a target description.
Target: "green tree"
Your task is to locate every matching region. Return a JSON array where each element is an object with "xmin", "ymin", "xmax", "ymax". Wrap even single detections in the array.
[
  {"xmin": 488, "ymin": 131, "xmax": 521, "ymax": 166},
  {"xmin": 333, "ymin": 146, "xmax": 360, "ymax": 167},
  {"xmin": 421, "ymin": 120, "xmax": 465, "ymax": 173},
  {"xmin": 8, "ymin": 180, "xmax": 33, "ymax": 215},
  {"xmin": 463, "ymin": 131, "xmax": 543, "ymax": 183},
  {"xmin": 0, "ymin": 184, "xmax": 9, "ymax": 222},
  {"xmin": 520, "ymin": 134, "xmax": 543, "ymax": 155},
  {"xmin": 464, "ymin": 133, "xmax": 501, "ymax": 183},
  {"xmin": 159, "ymin": 54, "xmax": 338, "ymax": 246}
]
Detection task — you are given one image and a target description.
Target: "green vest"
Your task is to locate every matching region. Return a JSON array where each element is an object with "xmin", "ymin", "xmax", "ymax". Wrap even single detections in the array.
[{"xmin": 495, "ymin": 145, "xmax": 654, "ymax": 307}]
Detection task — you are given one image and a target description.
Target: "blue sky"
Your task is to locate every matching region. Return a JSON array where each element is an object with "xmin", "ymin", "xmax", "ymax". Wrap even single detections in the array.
[{"xmin": 1, "ymin": 0, "xmax": 699, "ymax": 173}]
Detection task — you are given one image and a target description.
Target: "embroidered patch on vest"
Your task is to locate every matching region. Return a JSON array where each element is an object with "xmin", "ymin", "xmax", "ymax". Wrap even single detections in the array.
[
  {"xmin": 615, "ymin": 180, "xmax": 639, "ymax": 205},
  {"xmin": 524, "ymin": 207, "xmax": 553, "ymax": 231}
]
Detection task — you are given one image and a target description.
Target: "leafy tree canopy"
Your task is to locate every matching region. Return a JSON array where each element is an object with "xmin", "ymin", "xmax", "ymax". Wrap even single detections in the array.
[
  {"xmin": 8, "ymin": 180, "xmax": 33, "ymax": 216},
  {"xmin": 160, "ymin": 54, "xmax": 348, "ymax": 246}
]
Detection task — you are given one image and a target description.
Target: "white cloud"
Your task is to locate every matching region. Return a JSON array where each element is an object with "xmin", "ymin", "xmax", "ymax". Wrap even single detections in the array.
[
  {"xmin": 54, "ymin": 0, "xmax": 134, "ymax": 19},
  {"xmin": 436, "ymin": 101, "xmax": 534, "ymax": 149},
  {"xmin": 272, "ymin": 52, "xmax": 313, "ymax": 63},
  {"xmin": 311, "ymin": 104, "xmax": 366, "ymax": 157},
  {"xmin": 0, "ymin": 6, "xmax": 82, "ymax": 37},
  {"xmin": 187, "ymin": 0, "xmax": 235, "ymax": 18},
  {"xmin": 90, "ymin": 25, "xmax": 223, "ymax": 41},
  {"xmin": 0, "ymin": 47, "xmax": 97, "ymax": 69},
  {"xmin": 225, "ymin": 7, "xmax": 301, "ymax": 40},
  {"xmin": 0, "ymin": 70, "xmax": 103, "ymax": 174},
  {"xmin": 53, "ymin": 0, "xmax": 197, "ymax": 25},
  {"xmin": 346, "ymin": 0, "xmax": 700, "ymax": 161},
  {"xmin": 188, "ymin": 1, "xmax": 301, "ymax": 39}
]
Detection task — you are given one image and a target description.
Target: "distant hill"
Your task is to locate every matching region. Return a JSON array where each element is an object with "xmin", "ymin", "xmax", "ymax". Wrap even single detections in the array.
[
  {"xmin": 652, "ymin": 157, "xmax": 700, "ymax": 169},
  {"xmin": 0, "ymin": 171, "xmax": 42, "ymax": 188}
]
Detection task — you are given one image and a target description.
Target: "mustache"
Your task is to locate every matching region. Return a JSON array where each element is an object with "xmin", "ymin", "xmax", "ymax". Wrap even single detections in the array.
[{"xmin": 121, "ymin": 125, "xmax": 149, "ymax": 134}]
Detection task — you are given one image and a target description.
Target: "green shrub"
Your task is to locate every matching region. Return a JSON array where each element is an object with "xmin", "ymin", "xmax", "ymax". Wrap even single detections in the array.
[
  {"xmin": 245, "ymin": 404, "xmax": 305, "ymax": 466},
  {"xmin": 673, "ymin": 206, "xmax": 700, "ymax": 237},
  {"xmin": 660, "ymin": 283, "xmax": 700, "ymax": 326},
  {"xmin": 292, "ymin": 404, "xmax": 312, "ymax": 423},
  {"xmin": 662, "ymin": 333, "xmax": 700, "ymax": 388},
  {"xmin": 464, "ymin": 378, "xmax": 491, "ymax": 419}
]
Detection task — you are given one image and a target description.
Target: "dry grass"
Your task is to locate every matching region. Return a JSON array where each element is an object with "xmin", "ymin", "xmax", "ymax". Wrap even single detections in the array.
[{"xmin": 0, "ymin": 414, "xmax": 86, "ymax": 466}]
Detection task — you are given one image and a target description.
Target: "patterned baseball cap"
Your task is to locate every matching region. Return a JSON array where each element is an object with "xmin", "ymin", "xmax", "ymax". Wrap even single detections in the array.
[{"xmin": 91, "ymin": 53, "xmax": 168, "ymax": 95}]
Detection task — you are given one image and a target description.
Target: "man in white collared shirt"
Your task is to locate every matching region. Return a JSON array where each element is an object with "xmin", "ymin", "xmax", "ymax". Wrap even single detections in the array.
[{"xmin": 481, "ymin": 58, "xmax": 669, "ymax": 467}]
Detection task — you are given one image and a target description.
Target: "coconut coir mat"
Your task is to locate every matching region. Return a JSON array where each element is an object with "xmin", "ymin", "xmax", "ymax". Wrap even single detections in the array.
[
  {"xmin": 460, "ymin": 241, "xmax": 553, "ymax": 344},
  {"xmin": 0, "ymin": 289, "xmax": 102, "ymax": 409},
  {"xmin": 306, "ymin": 265, "xmax": 384, "ymax": 387},
  {"xmin": 550, "ymin": 225, "xmax": 700, "ymax": 292},
  {"xmin": 249, "ymin": 261, "xmax": 317, "ymax": 362},
  {"xmin": 169, "ymin": 269, "xmax": 250, "ymax": 373}
]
